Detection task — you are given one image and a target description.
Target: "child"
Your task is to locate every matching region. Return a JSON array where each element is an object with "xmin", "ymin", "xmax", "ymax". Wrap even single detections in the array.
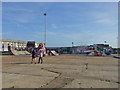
[{"xmin": 31, "ymin": 49, "xmax": 37, "ymax": 64}]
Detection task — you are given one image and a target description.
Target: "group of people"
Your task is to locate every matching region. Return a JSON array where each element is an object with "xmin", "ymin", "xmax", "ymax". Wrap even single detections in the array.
[{"xmin": 31, "ymin": 43, "xmax": 46, "ymax": 64}]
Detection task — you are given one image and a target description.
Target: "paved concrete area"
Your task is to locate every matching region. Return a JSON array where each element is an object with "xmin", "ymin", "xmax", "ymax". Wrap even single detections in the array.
[{"xmin": 1, "ymin": 55, "xmax": 119, "ymax": 88}]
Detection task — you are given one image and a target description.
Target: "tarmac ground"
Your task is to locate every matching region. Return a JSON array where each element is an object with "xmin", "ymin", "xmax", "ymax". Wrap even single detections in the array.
[{"xmin": 1, "ymin": 54, "xmax": 119, "ymax": 88}]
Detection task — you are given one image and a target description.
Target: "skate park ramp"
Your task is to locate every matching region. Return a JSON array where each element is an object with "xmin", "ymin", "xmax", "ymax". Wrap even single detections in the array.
[
  {"xmin": 11, "ymin": 50, "xmax": 31, "ymax": 55},
  {"xmin": 51, "ymin": 50, "xmax": 59, "ymax": 56},
  {"xmin": 0, "ymin": 51, "xmax": 14, "ymax": 55},
  {"xmin": 113, "ymin": 55, "xmax": 120, "ymax": 59}
]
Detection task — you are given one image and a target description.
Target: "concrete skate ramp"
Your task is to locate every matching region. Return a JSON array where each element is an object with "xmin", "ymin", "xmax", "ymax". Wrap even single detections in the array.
[
  {"xmin": 0, "ymin": 51, "xmax": 14, "ymax": 55},
  {"xmin": 113, "ymin": 56, "xmax": 120, "ymax": 59},
  {"xmin": 51, "ymin": 50, "xmax": 59, "ymax": 56},
  {"xmin": 11, "ymin": 50, "xmax": 31, "ymax": 55}
]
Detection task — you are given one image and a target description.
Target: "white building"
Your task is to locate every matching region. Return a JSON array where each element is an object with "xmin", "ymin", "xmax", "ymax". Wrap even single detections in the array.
[{"xmin": 0, "ymin": 39, "xmax": 27, "ymax": 51}]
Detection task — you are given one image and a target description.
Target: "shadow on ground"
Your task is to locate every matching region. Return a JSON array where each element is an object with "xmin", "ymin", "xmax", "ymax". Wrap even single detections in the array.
[{"xmin": 10, "ymin": 63, "xmax": 31, "ymax": 64}]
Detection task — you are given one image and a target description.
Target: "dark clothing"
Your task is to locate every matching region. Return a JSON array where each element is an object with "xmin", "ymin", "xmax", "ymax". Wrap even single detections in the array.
[
  {"xmin": 38, "ymin": 57, "xmax": 43, "ymax": 64},
  {"xmin": 8, "ymin": 46, "xmax": 11, "ymax": 51},
  {"xmin": 2, "ymin": 44, "xmax": 4, "ymax": 51},
  {"xmin": 32, "ymin": 50, "xmax": 37, "ymax": 58},
  {"xmin": 2, "ymin": 44, "xmax": 4, "ymax": 49}
]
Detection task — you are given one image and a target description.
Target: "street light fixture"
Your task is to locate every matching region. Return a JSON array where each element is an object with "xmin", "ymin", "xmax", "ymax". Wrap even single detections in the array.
[
  {"xmin": 104, "ymin": 41, "xmax": 106, "ymax": 45},
  {"xmin": 72, "ymin": 42, "xmax": 74, "ymax": 47}
]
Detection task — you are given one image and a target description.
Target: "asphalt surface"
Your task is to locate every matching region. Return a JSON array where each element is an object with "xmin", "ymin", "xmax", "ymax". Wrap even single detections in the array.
[{"xmin": 1, "ymin": 54, "xmax": 119, "ymax": 88}]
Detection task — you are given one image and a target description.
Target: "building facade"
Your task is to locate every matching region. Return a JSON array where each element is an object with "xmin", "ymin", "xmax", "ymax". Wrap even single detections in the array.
[{"xmin": 0, "ymin": 39, "xmax": 27, "ymax": 51}]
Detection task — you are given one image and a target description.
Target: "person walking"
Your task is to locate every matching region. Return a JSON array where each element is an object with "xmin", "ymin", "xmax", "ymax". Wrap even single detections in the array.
[
  {"xmin": 38, "ymin": 44, "xmax": 44, "ymax": 64},
  {"xmin": 2, "ymin": 44, "xmax": 4, "ymax": 51},
  {"xmin": 42, "ymin": 43, "xmax": 46, "ymax": 56},
  {"xmin": 31, "ymin": 49, "xmax": 37, "ymax": 64},
  {"xmin": 38, "ymin": 49, "xmax": 43, "ymax": 64}
]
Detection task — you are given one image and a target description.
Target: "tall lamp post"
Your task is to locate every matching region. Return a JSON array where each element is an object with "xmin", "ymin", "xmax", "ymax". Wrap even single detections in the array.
[
  {"xmin": 44, "ymin": 13, "xmax": 47, "ymax": 46},
  {"xmin": 72, "ymin": 42, "xmax": 74, "ymax": 54}
]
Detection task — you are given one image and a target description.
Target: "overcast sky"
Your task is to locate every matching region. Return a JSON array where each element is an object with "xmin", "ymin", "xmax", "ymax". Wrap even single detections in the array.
[{"xmin": 2, "ymin": 2, "xmax": 118, "ymax": 47}]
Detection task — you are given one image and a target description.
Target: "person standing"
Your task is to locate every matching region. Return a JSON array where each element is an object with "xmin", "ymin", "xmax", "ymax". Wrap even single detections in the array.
[
  {"xmin": 8, "ymin": 44, "xmax": 11, "ymax": 51},
  {"xmin": 2, "ymin": 43, "xmax": 4, "ymax": 51}
]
